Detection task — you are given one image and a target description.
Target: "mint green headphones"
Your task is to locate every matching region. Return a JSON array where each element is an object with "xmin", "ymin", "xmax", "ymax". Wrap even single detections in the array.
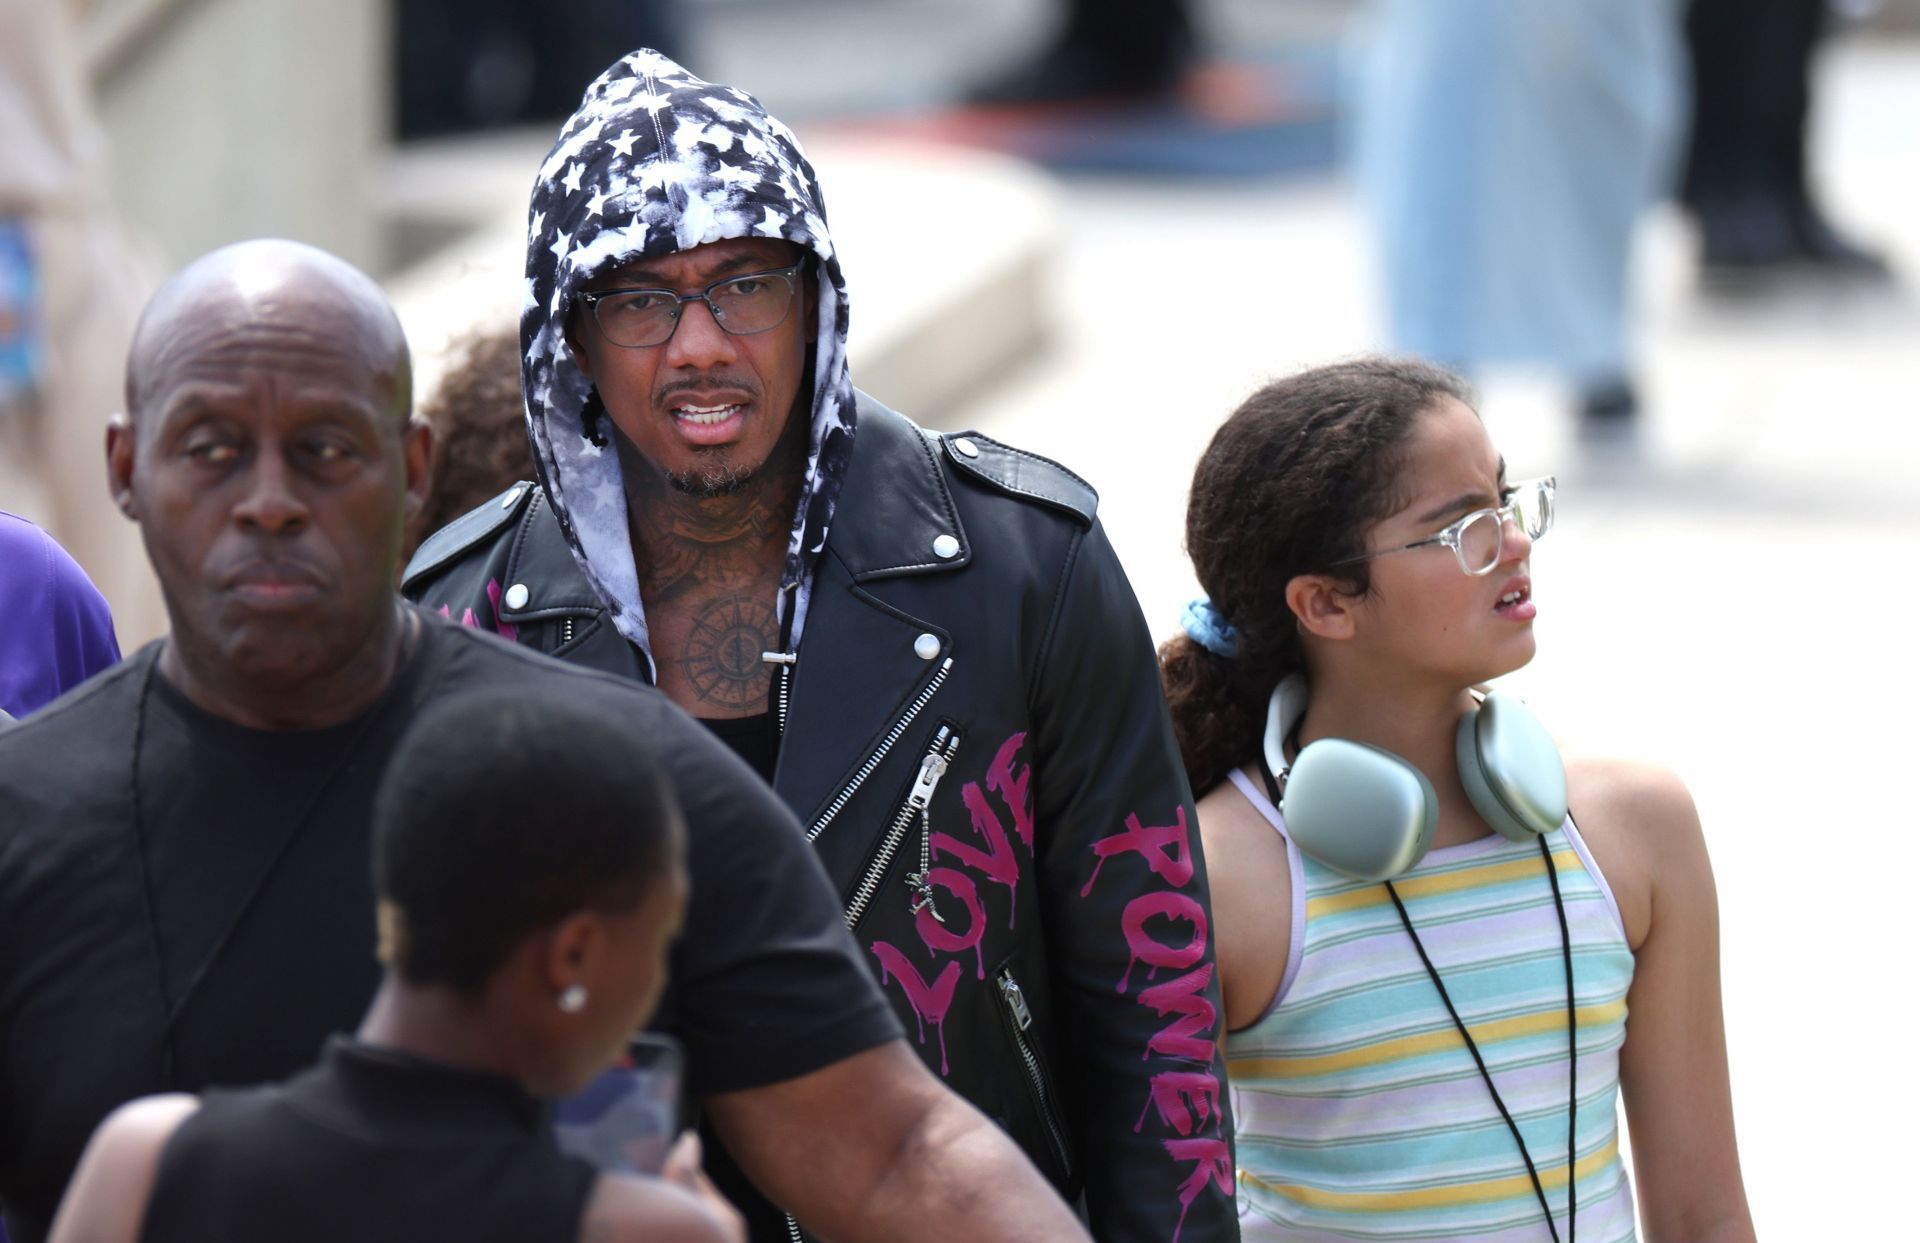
[
  {"xmin": 1261, "ymin": 676, "xmax": 1568, "ymax": 882},
  {"xmin": 1258, "ymin": 676, "xmax": 1582, "ymax": 1242}
]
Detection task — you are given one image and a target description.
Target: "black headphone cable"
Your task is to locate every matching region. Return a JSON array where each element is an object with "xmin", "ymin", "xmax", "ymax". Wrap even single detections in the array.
[{"xmin": 1385, "ymin": 832, "xmax": 1578, "ymax": 1243}]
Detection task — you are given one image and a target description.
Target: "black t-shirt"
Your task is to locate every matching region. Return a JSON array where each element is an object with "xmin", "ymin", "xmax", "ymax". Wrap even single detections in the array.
[
  {"xmin": 141, "ymin": 1038, "xmax": 596, "ymax": 1243},
  {"xmin": 698, "ymin": 712, "xmax": 778, "ymax": 785},
  {"xmin": 135, "ymin": 659, "xmax": 412, "ymax": 1093},
  {"xmin": 0, "ymin": 616, "xmax": 900, "ymax": 1243}
]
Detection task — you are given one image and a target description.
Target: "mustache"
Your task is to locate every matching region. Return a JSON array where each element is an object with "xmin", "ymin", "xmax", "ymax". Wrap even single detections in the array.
[{"xmin": 654, "ymin": 374, "xmax": 762, "ymax": 403}]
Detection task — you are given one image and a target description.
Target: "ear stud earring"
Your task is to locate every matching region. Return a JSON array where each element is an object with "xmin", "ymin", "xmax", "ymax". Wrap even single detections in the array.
[{"xmin": 558, "ymin": 984, "xmax": 588, "ymax": 1013}]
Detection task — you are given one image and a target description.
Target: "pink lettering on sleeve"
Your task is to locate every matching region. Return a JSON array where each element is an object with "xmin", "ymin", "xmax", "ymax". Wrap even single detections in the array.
[
  {"xmin": 1165, "ymin": 1137, "xmax": 1235, "ymax": 1243},
  {"xmin": 1081, "ymin": 809, "xmax": 1195, "ymax": 897},
  {"xmin": 1138, "ymin": 966, "xmax": 1218, "ymax": 1063},
  {"xmin": 1137, "ymin": 1071, "xmax": 1224, "ymax": 1137},
  {"xmin": 1136, "ymin": 968, "xmax": 1213, "ymax": 1068},
  {"xmin": 1078, "ymin": 802, "xmax": 1231, "ymax": 1239},
  {"xmin": 1118, "ymin": 890, "xmax": 1210, "ymax": 991}
]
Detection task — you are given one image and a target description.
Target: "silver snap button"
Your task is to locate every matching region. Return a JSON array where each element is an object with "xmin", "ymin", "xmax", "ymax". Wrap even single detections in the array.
[
  {"xmin": 932, "ymin": 534, "xmax": 960, "ymax": 560},
  {"xmin": 953, "ymin": 437, "xmax": 980, "ymax": 458},
  {"xmin": 500, "ymin": 486, "xmax": 523, "ymax": 510},
  {"xmin": 503, "ymin": 583, "xmax": 530, "ymax": 610},
  {"xmin": 914, "ymin": 633, "xmax": 941, "ymax": 660}
]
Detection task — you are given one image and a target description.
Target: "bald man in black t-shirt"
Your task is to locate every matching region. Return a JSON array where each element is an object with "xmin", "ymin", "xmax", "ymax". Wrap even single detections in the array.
[{"xmin": 0, "ymin": 240, "xmax": 1087, "ymax": 1243}]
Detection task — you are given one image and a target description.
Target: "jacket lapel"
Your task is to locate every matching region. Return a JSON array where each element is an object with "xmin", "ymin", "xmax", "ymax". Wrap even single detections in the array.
[{"xmin": 773, "ymin": 394, "xmax": 969, "ymax": 867}]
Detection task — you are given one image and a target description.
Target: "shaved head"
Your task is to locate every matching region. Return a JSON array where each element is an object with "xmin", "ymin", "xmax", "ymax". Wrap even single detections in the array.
[
  {"xmin": 107, "ymin": 238, "xmax": 433, "ymax": 730},
  {"xmin": 125, "ymin": 238, "xmax": 412, "ymax": 427}
]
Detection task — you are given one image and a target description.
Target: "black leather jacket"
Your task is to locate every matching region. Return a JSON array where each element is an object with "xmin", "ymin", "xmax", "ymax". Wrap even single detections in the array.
[{"xmin": 403, "ymin": 396, "xmax": 1237, "ymax": 1243}]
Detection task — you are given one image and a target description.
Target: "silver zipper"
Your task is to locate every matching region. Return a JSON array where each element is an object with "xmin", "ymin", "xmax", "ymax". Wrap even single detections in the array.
[
  {"xmin": 561, "ymin": 617, "xmax": 575, "ymax": 646},
  {"xmin": 786, "ymin": 662, "xmax": 955, "ymax": 1242},
  {"xmin": 806, "ymin": 657, "xmax": 953, "ymax": 843},
  {"xmin": 761, "ymin": 650, "xmax": 797, "ymax": 739},
  {"xmin": 905, "ymin": 728, "xmax": 962, "ymax": 924},
  {"xmin": 997, "ymin": 967, "xmax": 1074, "ymax": 1179},
  {"xmin": 846, "ymin": 725, "xmax": 960, "ymax": 931}
]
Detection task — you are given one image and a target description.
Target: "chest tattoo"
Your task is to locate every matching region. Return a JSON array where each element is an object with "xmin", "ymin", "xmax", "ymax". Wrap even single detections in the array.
[
  {"xmin": 623, "ymin": 438, "xmax": 808, "ymax": 715},
  {"xmin": 677, "ymin": 591, "xmax": 780, "ymax": 710}
]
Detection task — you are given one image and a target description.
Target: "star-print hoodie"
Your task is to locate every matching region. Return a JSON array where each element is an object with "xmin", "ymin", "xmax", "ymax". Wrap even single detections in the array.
[{"xmin": 520, "ymin": 48, "xmax": 855, "ymax": 679}]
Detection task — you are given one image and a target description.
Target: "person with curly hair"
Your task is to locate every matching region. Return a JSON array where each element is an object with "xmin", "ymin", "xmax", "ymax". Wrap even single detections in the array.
[
  {"xmin": 1163, "ymin": 357, "xmax": 1754, "ymax": 1241},
  {"xmin": 405, "ymin": 328, "xmax": 535, "ymax": 561}
]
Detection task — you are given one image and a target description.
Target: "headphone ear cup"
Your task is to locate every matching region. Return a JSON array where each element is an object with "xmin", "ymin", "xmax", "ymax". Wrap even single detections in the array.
[
  {"xmin": 1281, "ymin": 739, "xmax": 1438, "ymax": 883},
  {"xmin": 1455, "ymin": 694, "xmax": 1569, "ymax": 843}
]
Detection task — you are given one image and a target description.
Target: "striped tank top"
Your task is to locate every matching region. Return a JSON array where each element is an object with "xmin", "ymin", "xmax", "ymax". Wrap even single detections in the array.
[{"xmin": 1222, "ymin": 767, "xmax": 1638, "ymax": 1242}]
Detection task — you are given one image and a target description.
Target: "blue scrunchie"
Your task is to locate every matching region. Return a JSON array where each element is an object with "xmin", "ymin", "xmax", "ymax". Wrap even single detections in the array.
[{"xmin": 1181, "ymin": 598, "xmax": 1239, "ymax": 659}]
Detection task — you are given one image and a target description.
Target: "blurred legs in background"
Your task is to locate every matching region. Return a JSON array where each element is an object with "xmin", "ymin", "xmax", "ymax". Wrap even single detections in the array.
[
  {"xmin": 1357, "ymin": 0, "xmax": 1686, "ymax": 430},
  {"xmin": 1681, "ymin": 0, "xmax": 1893, "ymax": 284},
  {"xmin": 964, "ymin": 0, "xmax": 1198, "ymax": 105}
]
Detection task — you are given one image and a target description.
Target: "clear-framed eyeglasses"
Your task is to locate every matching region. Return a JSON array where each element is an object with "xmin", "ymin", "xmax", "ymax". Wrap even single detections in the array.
[
  {"xmin": 576, "ymin": 261, "xmax": 806, "ymax": 349},
  {"xmin": 1331, "ymin": 475, "xmax": 1556, "ymax": 577}
]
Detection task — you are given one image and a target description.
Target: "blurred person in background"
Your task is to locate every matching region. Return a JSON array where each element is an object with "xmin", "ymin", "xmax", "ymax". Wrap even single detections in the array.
[
  {"xmin": 0, "ymin": 510, "xmax": 119, "ymax": 719},
  {"xmin": 0, "ymin": 237, "xmax": 1091, "ymax": 1243},
  {"xmin": 1165, "ymin": 358, "xmax": 1754, "ymax": 1241},
  {"xmin": 47, "ymin": 688, "xmax": 741, "ymax": 1243},
  {"xmin": 0, "ymin": 0, "xmax": 163, "ymax": 641},
  {"xmin": 964, "ymin": 0, "xmax": 1199, "ymax": 106},
  {"xmin": 1356, "ymin": 0, "xmax": 1686, "ymax": 431},
  {"xmin": 1682, "ymin": 0, "xmax": 1893, "ymax": 284},
  {"xmin": 406, "ymin": 48, "xmax": 1235, "ymax": 1243},
  {"xmin": 404, "ymin": 326, "xmax": 533, "ymax": 561},
  {"xmin": 396, "ymin": 0, "xmax": 686, "ymax": 139}
]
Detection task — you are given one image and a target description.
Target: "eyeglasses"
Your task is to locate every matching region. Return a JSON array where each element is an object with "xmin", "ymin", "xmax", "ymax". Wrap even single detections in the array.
[
  {"xmin": 1332, "ymin": 476, "xmax": 1556, "ymax": 577},
  {"xmin": 576, "ymin": 262, "xmax": 806, "ymax": 349}
]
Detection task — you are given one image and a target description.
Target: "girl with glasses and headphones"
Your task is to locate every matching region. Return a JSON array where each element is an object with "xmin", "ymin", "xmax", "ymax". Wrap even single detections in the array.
[{"xmin": 1163, "ymin": 358, "xmax": 1753, "ymax": 1242}]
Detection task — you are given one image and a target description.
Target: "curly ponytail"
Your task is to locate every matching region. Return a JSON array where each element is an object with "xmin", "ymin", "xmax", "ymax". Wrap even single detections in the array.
[{"xmin": 1162, "ymin": 357, "xmax": 1473, "ymax": 795}]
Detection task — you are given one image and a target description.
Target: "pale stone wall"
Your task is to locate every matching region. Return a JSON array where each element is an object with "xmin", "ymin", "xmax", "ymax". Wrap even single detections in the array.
[{"xmin": 90, "ymin": 0, "xmax": 390, "ymax": 272}]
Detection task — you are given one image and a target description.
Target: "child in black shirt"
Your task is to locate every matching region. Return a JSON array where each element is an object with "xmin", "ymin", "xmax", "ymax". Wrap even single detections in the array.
[{"xmin": 47, "ymin": 685, "xmax": 741, "ymax": 1243}]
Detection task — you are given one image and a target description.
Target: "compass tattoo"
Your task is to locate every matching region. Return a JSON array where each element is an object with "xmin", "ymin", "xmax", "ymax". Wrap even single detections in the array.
[{"xmin": 678, "ymin": 592, "xmax": 780, "ymax": 711}]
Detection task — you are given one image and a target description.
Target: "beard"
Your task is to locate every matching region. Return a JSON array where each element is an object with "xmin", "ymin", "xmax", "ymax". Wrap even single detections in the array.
[{"xmin": 666, "ymin": 450, "xmax": 756, "ymax": 498}]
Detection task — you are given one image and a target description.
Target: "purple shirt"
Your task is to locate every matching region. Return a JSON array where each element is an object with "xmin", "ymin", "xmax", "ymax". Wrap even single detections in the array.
[{"xmin": 0, "ymin": 511, "xmax": 120, "ymax": 718}]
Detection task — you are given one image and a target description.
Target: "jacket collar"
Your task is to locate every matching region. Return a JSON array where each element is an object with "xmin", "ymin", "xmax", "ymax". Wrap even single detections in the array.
[
  {"xmin": 502, "ymin": 488, "xmax": 607, "ymax": 620},
  {"xmin": 824, "ymin": 391, "xmax": 971, "ymax": 583}
]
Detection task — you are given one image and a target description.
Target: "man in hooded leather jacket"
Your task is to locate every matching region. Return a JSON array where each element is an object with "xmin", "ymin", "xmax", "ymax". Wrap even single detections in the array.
[{"xmin": 405, "ymin": 50, "xmax": 1236, "ymax": 1243}]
